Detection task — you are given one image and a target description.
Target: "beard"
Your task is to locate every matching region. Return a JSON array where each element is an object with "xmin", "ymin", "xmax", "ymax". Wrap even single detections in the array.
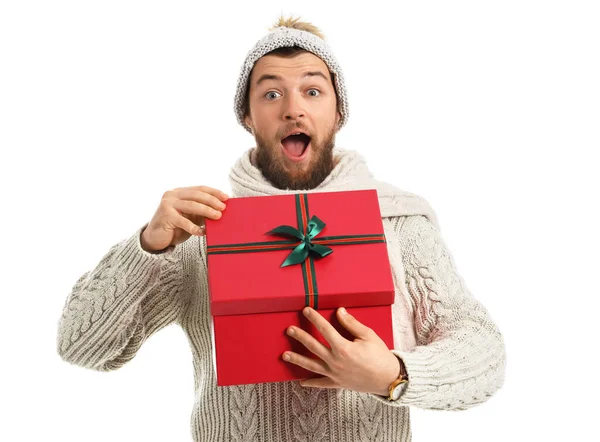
[{"xmin": 253, "ymin": 124, "xmax": 336, "ymax": 190}]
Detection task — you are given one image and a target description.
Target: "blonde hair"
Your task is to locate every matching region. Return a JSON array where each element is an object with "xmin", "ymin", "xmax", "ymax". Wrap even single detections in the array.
[{"xmin": 269, "ymin": 14, "xmax": 325, "ymax": 40}]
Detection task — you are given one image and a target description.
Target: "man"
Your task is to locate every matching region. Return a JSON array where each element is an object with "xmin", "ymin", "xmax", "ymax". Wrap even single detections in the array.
[{"xmin": 57, "ymin": 16, "xmax": 506, "ymax": 441}]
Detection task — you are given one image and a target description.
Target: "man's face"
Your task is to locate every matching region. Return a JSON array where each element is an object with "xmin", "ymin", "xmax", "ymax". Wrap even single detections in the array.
[{"xmin": 244, "ymin": 52, "xmax": 342, "ymax": 190}]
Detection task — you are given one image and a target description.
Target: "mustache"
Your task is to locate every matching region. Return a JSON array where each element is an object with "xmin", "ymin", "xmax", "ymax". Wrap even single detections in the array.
[{"xmin": 277, "ymin": 123, "xmax": 310, "ymax": 140}]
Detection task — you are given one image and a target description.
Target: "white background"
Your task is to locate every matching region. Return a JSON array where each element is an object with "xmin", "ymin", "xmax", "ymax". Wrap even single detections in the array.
[{"xmin": 1, "ymin": 1, "xmax": 598, "ymax": 441}]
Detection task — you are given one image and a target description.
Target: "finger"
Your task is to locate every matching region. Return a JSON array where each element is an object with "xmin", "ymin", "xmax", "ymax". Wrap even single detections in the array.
[
  {"xmin": 299, "ymin": 376, "xmax": 339, "ymax": 389},
  {"xmin": 282, "ymin": 351, "xmax": 329, "ymax": 376},
  {"xmin": 172, "ymin": 199, "xmax": 223, "ymax": 220},
  {"xmin": 170, "ymin": 210, "xmax": 206, "ymax": 236},
  {"xmin": 287, "ymin": 326, "xmax": 331, "ymax": 362},
  {"xmin": 175, "ymin": 189, "xmax": 227, "ymax": 211},
  {"xmin": 303, "ymin": 307, "xmax": 347, "ymax": 349},
  {"xmin": 336, "ymin": 307, "xmax": 374, "ymax": 339},
  {"xmin": 185, "ymin": 186, "xmax": 229, "ymax": 201}
]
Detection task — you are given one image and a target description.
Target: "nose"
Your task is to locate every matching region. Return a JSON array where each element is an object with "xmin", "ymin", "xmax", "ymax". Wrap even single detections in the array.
[{"xmin": 282, "ymin": 92, "xmax": 305, "ymax": 122}]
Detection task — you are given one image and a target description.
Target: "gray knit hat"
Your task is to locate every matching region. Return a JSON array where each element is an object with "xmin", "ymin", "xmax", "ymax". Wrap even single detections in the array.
[{"xmin": 233, "ymin": 25, "xmax": 349, "ymax": 134}]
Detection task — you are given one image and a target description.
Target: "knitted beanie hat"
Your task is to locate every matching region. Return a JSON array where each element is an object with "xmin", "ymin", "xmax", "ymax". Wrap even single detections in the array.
[{"xmin": 233, "ymin": 25, "xmax": 349, "ymax": 134}]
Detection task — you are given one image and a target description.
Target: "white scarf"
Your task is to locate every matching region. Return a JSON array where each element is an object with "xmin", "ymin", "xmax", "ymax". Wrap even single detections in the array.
[{"xmin": 229, "ymin": 147, "xmax": 440, "ymax": 229}]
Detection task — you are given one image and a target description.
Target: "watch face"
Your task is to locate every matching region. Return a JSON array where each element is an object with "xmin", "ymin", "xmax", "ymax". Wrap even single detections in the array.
[{"xmin": 392, "ymin": 382, "xmax": 407, "ymax": 400}]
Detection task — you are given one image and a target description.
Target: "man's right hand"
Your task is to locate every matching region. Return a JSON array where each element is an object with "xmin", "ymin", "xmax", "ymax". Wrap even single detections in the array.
[{"xmin": 141, "ymin": 186, "xmax": 229, "ymax": 252}]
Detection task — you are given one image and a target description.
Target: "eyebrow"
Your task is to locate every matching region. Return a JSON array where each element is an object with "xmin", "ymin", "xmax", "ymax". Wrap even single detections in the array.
[{"xmin": 255, "ymin": 71, "xmax": 329, "ymax": 86}]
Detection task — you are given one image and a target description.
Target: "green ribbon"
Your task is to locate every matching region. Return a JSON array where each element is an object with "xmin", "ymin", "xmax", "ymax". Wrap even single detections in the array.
[{"xmin": 266, "ymin": 215, "xmax": 333, "ymax": 267}]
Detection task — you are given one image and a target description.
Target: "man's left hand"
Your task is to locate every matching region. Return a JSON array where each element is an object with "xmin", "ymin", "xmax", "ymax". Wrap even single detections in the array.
[{"xmin": 282, "ymin": 306, "xmax": 401, "ymax": 396}]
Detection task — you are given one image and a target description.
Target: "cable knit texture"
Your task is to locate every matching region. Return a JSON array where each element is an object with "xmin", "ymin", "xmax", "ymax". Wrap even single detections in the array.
[{"xmin": 56, "ymin": 148, "xmax": 506, "ymax": 441}]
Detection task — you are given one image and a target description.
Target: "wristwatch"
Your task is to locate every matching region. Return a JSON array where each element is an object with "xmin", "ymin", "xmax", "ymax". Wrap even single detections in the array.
[{"xmin": 387, "ymin": 358, "xmax": 409, "ymax": 401}]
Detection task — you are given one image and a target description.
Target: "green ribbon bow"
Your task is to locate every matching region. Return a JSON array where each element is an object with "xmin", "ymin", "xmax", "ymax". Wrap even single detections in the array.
[{"xmin": 266, "ymin": 215, "xmax": 333, "ymax": 267}]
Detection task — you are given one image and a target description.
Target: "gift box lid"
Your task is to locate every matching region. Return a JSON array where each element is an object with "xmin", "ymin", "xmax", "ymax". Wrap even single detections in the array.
[{"xmin": 205, "ymin": 189, "xmax": 395, "ymax": 316}]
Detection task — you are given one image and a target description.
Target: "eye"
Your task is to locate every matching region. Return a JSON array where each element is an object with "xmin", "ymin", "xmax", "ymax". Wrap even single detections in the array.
[
  {"xmin": 307, "ymin": 89, "xmax": 320, "ymax": 97},
  {"xmin": 265, "ymin": 91, "xmax": 281, "ymax": 100}
]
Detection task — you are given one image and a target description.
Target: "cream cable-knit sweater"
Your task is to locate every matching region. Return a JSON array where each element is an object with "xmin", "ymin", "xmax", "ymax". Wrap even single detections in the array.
[{"xmin": 56, "ymin": 148, "xmax": 506, "ymax": 442}]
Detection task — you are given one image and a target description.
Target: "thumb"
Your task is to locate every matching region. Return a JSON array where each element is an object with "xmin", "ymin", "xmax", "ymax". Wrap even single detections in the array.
[{"xmin": 337, "ymin": 307, "xmax": 372, "ymax": 339}]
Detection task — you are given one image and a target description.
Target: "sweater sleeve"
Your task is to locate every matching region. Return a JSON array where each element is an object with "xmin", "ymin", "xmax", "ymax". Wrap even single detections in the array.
[
  {"xmin": 56, "ymin": 223, "xmax": 186, "ymax": 372},
  {"xmin": 369, "ymin": 215, "xmax": 506, "ymax": 410}
]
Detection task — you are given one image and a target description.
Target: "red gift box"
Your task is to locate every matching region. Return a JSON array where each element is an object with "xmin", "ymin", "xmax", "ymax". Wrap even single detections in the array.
[{"xmin": 205, "ymin": 189, "xmax": 395, "ymax": 386}]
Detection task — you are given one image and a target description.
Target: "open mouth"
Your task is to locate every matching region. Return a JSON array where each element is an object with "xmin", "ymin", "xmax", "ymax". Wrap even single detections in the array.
[{"xmin": 281, "ymin": 133, "xmax": 311, "ymax": 160}]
